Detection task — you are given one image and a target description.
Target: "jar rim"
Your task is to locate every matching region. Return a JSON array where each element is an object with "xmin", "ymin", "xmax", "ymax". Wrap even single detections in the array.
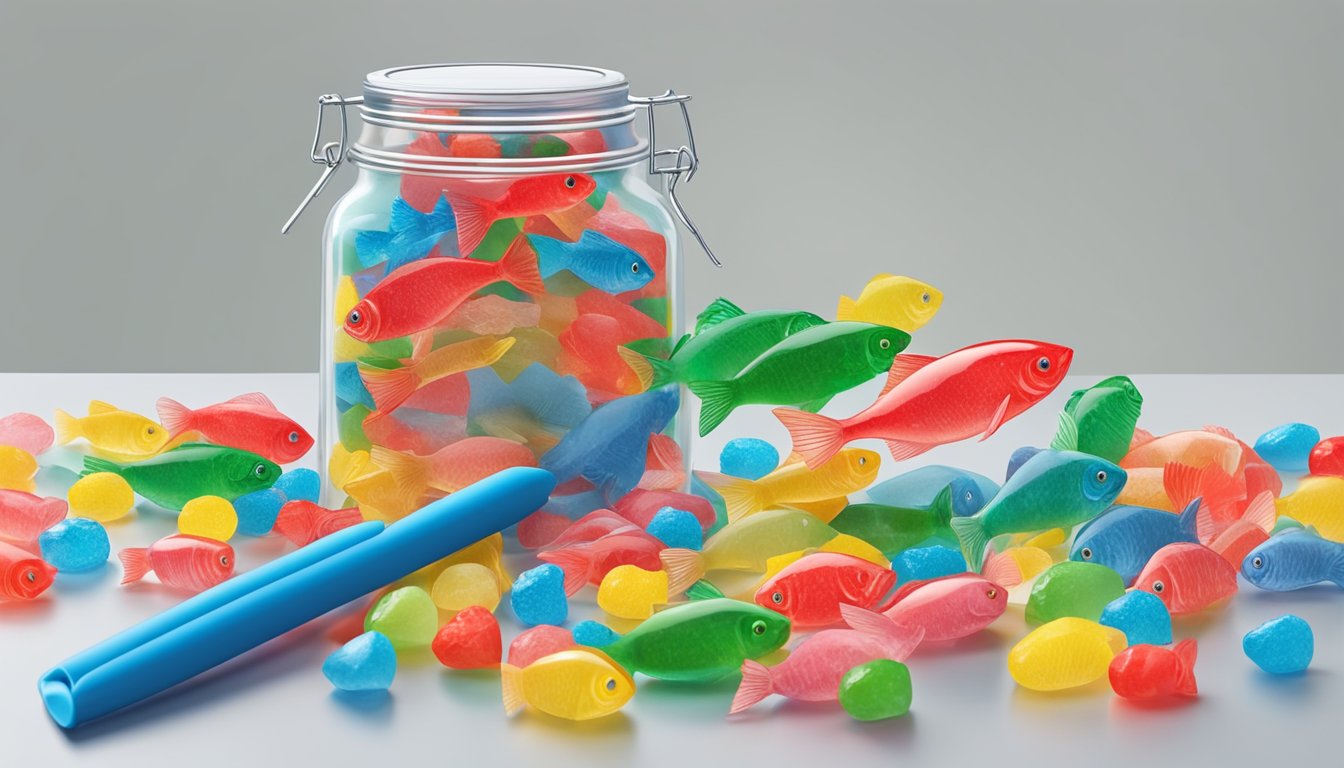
[{"xmin": 365, "ymin": 63, "xmax": 628, "ymax": 101}]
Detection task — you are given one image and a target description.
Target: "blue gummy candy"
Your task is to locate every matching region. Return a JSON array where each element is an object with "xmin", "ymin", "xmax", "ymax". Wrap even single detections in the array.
[
  {"xmin": 1099, "ymin": 590, "xmax": 1172, "ymax": 646},
  {"xmin": 335, "ymin": 362, "xmax": 376, "ymax": 410},
  {"xmin": 323, "ymin": 631, "xmax": 397, "ymax": 692},
  {"xmin": 233, "ymin": 488, "xmax": 286, "ymax": 536},
  {"xmin": 511, "ymin": 564, "xmax": 568, "ymax": 627},
  {"xmin": 274, "ymin": 468, "xmax": 321, "ymax": 503},
  {"xmin": 646, "ymin": 507, "xmax": 703, "ymax": 551},
  {"xmin": 38, "ymin": 518, "xmax": 109, "ymax": 573},
  {"xmin": 719, "ymin": 438, "xmax": 779, "ymax": 481},
  {"xmin": 892, "ymin": 545, "xmax": 966, "ymax": 583},
  {"xmin": 572, "ymin": 620, "xmax": 620, "ymax": 647},
  {"xmin": 1244, "ymin": 614, "xmax": 1313, "ymax": 675},
  {"xmin": 1253, "ymin": 423, "xmax": 1320, "ymax": 473}
]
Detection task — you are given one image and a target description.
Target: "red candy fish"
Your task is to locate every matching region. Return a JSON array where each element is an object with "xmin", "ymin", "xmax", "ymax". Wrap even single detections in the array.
[
  {"xmin": 344, "ymin": 239, "xmax": 545, "ymax": 343},
  {"xmin": 156, "ymin": 393, "xmax": 313, "ymax": 465},
  {"xmin": 1199, "ymin": 491, "xmax": 1276, "ymax": 566},
  {"xmin": 370, "ymin": 437, "xmax": 537, "ymax": 505},
  {"xmin": 1134, "ymin": 542, "xmax": 1237, "ymax": 615},
  {"xmin": 1309, "ymin": 436, "xmax": 1344, "ymax": 477},
  {"xmin": 639, "ymin": 434, "xmax": 686, "ymax": 492},
  {"xmin": 872, "ymin": 552, "xmax": 1022, "ymax": 642},
  {"xmin": 0, "ymin": 490, "xmax": 67, "ymax": 544},
  {"xmin": 536, "ymin": 530, "xmax": 666, "ymax": 596},
  {"xmin": 441, "ymin": 174, "xmax": 596, "ymax": 256},
  {"xmin": 541, "ymin": 509, "xmax": 639, "ymax": 550},
  {"xmin": 1109, "ymin": 640, "xmax": 1199, "ymax": 700},
  {"xmin": 777, "ymin": 340, "xmax": 1073, "ymax": 468},
  {"xmin": 515, "ymin": 511, "xmax": 574, "ymax": 550},
  {"xmin": 119, "ymin": 534, "xmax": 235, "ymax": 593},
  {"xmin": 0, "ymin": 541, "xmax": 56, "ymax": 600},
  {"xmin": 574, "ymin": 290, "xmax": 668, "ymax": 341},
  {"xmin": 613, "ymin": 489, "xmax": 717, "ymax": 531},
  {"xmin": 274, "ymin": 501, "xmax": 364, "ymax": 547},
  {"xmin": 754, "ymin": 552, "xmax": 897, "ymax": 629}
]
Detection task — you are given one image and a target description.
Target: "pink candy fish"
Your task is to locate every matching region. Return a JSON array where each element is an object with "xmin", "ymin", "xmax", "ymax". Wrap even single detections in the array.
[
  {"xmin": 274, "ymin": 501, "xmax": 364, "ymax": 547},
  {"xmin": 754, "ymin": 552, "xmax": 897, "ymax": 629},
  {"xmin": 541, "ymin": 509, "xmax": 640, "ymax": 550},
  {"xmin": 1134, "ymin": 542, "xmax": 1238, "ymax": 615},
  {"xmin": 0, "ymin": 413, "xmax": 55, "ymax": 456},
  {"xmin": 370, "ymin": 437, "xmax": 537, "ymax": 505},
  {"xmin": 1199, "ymin": 490, "xmax": 1276, "ymax": 566},
  {"xmin": 536, "ymin": 530, "xmax": 666, "ymax": 596},
  {"xmin": 0, "ymin": 490, "xmax": 67, "ymax": 544},
  {"xmin": 873, "ymin": 552, "xmax": 1022, "ymax": 642},
  {"xmin": 730, "ymin": 605, "xmax": 924, "ymax": 714},
  {"xmin": 119, "ymin": 534, "xmax": 235, "ymax": 593}
]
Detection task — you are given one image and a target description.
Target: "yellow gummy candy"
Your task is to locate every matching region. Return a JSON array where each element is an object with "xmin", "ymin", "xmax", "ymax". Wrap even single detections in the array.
[
  {"xmin": 334, "ymin": 276, "xmax": 359, "ymax": 327},
  {"xmin": 329, "ymin": 445, "xmax": 371, "ymax": 491},
  {"xmin": 68, "ymin": 472, "xmax": 136, "ymax": 522},
  {"xmin": 1004, "ymin": 546, "xmax": 1055, "ymax": 581},
  {"xmin": 431, "ymin": 562, "xmax": 501, "ymax": 615},
  {"xmin": 0, "ymin": 446, "xmax": 38, "ymax": 492},
  {"xmin": 597, "ymin": 565, "xmax": 668, "ymax": 620},
  {"xmin": 1008, "ymin": 617, "xmax": 1127, "ymax": 692},
  {"xmin": 1023, "ymin": 528, "xmax": 1068, "ymax": 549},
  {"xmin": 178, "ymin": 495, "xmax": 238, "ymax": 541}
]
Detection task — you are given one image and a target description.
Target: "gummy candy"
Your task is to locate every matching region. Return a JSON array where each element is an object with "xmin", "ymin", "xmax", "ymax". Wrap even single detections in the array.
[
  {"xmin": 0, "ymin": 413, "xmax": 54, "ymax": 456},
  {"xmin": 645, "ymin": 508, "xmax": 703, "ymax": 550},
  {"xmin": 83, "ymin": 444, "xmax": 280, "ymax": 511},
  {"xmin": 614, "ymin": 489, "xmax": 716, "ymax": 530},
  {"xmin": 865, "ymin": 464, "xmax": 1000, "ymax": 518},
  {"xmin": 1253, "ymin": 422, "xmax": 1319, "ymax": 472},
  {"xmin": 528, "ymin": 230, "xmax": 654, "ymax": 294},
  {"xmin": 1134, "ymin": 543, "xmax": 1237, "ymax": 615},
  {"xmin": 1243, "ymin": 615, "xmax": 1313, "ymax": 675},
  {"xmin": 0, "ymin": 541, "xmax": 56, "ymax": 600},
  {"xmin": 775, "ymin": 340, "xmax": 1073, "ymax": 468},
  {"xmin": 467, "ymin": 363, "xmax": 591, "ymax": 445},
  {"xmin": 1241, "ymin": 529, "xmax": 1344, "ymax": 590},
  {"xmin": 365, "ymin": 586, "xmax": 438, "ymax": 649},
  {"xmin": 431, "ymin": 562, "xmax": 502, "ymax": 614},
  {"xmin": 274, "ymin": 501, "xmax": 363, "ymax": 547},
  {"xmin": 541, "ymin": 510, "xmax": 638, "ymax": 550},
  {"xmin": 323, "ymin": 631, "xmax": 397, "ymax": 692},
  {"xmin": 119, "ymin": 534, "xmax": 234, "ymax": 593},
  {"xmin": 508, "ymin": 625, "xmax": 575, "ymax": 667},
  {"xmin": 233, "ymin": 488, "xmax": 287, "ymax": 536},
  {"xmin": 437, "ymin": 174, "xmax": 596, "ymax": 256},
  {"xmin": 875, "ymin": 553, "xmax": 1021, "ymax": 642},
  {"xmin": 828, "ymin": 488, "xmax": 956, "ymax": 558},
  {"xmin": 0, "ymin": 490, "xmax": 67, "ymax": 543},
  {"xmin": 1274, "ymin": 476, "xmax": 1344, "ymax": 541},
  {"xmin": 66, "ymin": 473, "xmax": 134, "ymax": 523},
  {"xmin": 597, "ymin": 564, "xmax": 668, "ymax": 619},
  {"xmin": 156, "ymin": 393, "xmax": 313, "ymax": 465},
  {"xmin": 1069, "ymin": 500, "xmax": 1200, "ymax": 586},
  {"xmin": 638, "ymin": 434, "xmax": 686, "ymax": 491},
  {"xmin": 660, "ymin": 509, "xmax": 841, "ymax": 593},
  {"xmin": 361, "ymin": 335, "xmax": 515, "ymax": 413},
  {"xmin": 273, "ymin": 468, "xmax": 321, "ymax": 503},
  {"xmin": 891, "ymin": 545, "xmax": 966, "ymax": 584},
  {"xmin": 1009, "ymin": 617, "xmax": 1126, "ymax": 692},
  {"xmin": 1099, "ymin": 591, "xmax": 1173, "ymax": 646},
  {"xmin": 701, "ymin": 448, "xmax": 880, "ymax": 522},
  {"xmin": 338, "ymin": 405, "xmax": 373, "ymax": 452},
  {"xmin": 54, "ymin": 401, "xmax": 170, "ymax": 460},
  {"xmin": 558, "ymin": 313, "xmax": 660, "ymax": 396},
  {"xmin": 838, "ymin": 659, "xmax": 913, "ymax": 721},
  {"xmin": 719, "ymin": 438, "xmax": 780, "ymax": 481},
  {"xmin": 500, "ymin": 648, "xmax": 634, "ymax": 721},
  {"xmin": 38, "ymin": 518, "xmax": 110, "ymax": 573},
  {"xmin": 1201, "ymin": 490, "xmax": 1275, "ymax": 566},
  {"xmin": 572, "ymin": 620, "xmax": 620, "ymax": 647},
  {"xmin": 0, "ymin": 446, "xmax": 38, "ymax": 493},
  {"xmin": 371, "ymin": 437, "xmax": 536, "ymax": 503},
  {"xmin": 355, "ymin": 196, "xmax": 455, "ymax": 274},
  {"xmin": 1308, "ymin": 436, "xmax": 1344, "ymax": 477},
  {"xmin": 335, "ymin": 362, "xmax": 376, "ymax": 410},
  {"xmin": 177, "ymin": 496, "xmax": 238, "ymax": 542},
  {"xmin": 1025, "ymin": 561, "xmax": 1126, "ymax": 624},
  {"xmin": 443, "ymin": 294, "xmax": 541, "ymax": 335},
  {"xmin": 1049, "ymin": 376, "xmax": 1143, "ymax": 464},
  {"xmin": 540, "ymin": 387, "xmax": 679, "ymax": 504},
  {"xmin": 1109, "ymin": 640, "xmax": 1198, "ymax": 700},
  {"xmin": 510, "ymin": 564, "xmax": 568, "ymax": 626},
  {"xmin": 537, "ymin": 530, "xmax": 665, "ymax": 595},
  {"xmin": 835, "ymin": 274, "xmax": 942, "ymax": 333},
  {"xmin": 432, "ymin": 605, "xmax": 502, "ymax": 669},
  {"xmin": 595, "ymin": 598, "xmax": 791, "ymax": 682},
  {"xmin": 755, "ymin": 552, "xmax": 895, "ymax": 629},
  {"xmin": 1116, "ymin": 429, "xmax": 1243, "ymax": 512},
  {"xmin": 1002, "ymin": 545, "xmax": 1053, "ymax": 581}
]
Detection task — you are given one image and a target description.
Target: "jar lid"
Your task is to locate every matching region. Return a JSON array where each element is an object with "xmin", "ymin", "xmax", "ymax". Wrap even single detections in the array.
[{"xmin": 366, "ymin": 63, "xmax": 628, "ymax": 101}]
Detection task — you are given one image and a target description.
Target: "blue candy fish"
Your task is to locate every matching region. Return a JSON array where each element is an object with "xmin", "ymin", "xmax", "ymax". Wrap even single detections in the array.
[
  {"xmin": 1069, "ymin": 500, "xmax": 1200, "ymax": 586},
  {"xmin": 336, "ymin": 362, "xmax": 376, "ymax": 410},
  {"xmin": 1241, "ymin": 530, "xmax": 1344, "ymax": 591},
  {"xmin": 1253, "ymin": 423, "xmax": 1320, "ymax": 473},
  {"xmin": 542, "ymin": 488, "xmax": 607, "ymax": 520},
  {"xmin": 866, "ymin": 465, "xmax": 1000, "ymax": 518},
  {"xmin": 1005, "ymin": 446, "xmax": 1044, "ymax": 481},
  {"xmin": 356, "ymin": 195, "xmax": 457, "ymax": 273},
  {"xmin": 540, "ymin": 387, "xmax": 679, "ymax": 503},
  {"xmin": 468, "ymin": 363, "xmax": 592, "ymax": 445},
  {"xmin": 526, "ymin": 230, "xmax": 654, "ymax": 294}
]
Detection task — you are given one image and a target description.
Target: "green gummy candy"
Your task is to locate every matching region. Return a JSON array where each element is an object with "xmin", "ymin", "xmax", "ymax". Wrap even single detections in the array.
[
  {"xmin": 339, "ymin": 404, "xmax": 372, "ymax": 452},
  {"xmin": 365, "ymin": 586, "xmax": 438, "ymax": 649},
  {"xmin": 1025, "ymin": 561, "xmax": 1126, "ymax": 624},
  {"xmin": 839, "ymin": 659, "xmax": 912, "ymax": 721},
  {"xmin": 472, "ymin": 218, "xmax": 524, "ymax": 262},
  {"xmin": 530, "ymin": 135, "xmax": 572, "ymax": 157}
]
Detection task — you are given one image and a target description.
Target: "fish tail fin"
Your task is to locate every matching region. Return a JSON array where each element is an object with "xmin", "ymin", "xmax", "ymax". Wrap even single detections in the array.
[
  {"xmin": 481, "ymin": 336, "xmax": 517, "ymax": 367},
  {"xmin": 703, "ymin": 475, "xmax": 762, "ymax": 523},
  {"xmin": 729, "ymin": 660, "xmax": 775, "ymax": 715},
  {"xmin": 950, "ymin": 515, "xmax": 990, "ymax": 570},
  {"xmin": 535, "ymin": 549, "xmax": 592, "ymax": 596},
  {"xmin": 388, "ymin": 196, "xmax": 433, "ymax": 240},
  {"xmin": 685, "ymin": 580, "xmax": 725, "ymax": 600},
  {"xmin": 118, "ymin": 548, "xmax": 151, "ymax": 584},
  {"xmin": 272, "ymin": 502, "xmax": 312, "ymax": 547},
  {"xmin": 838, "ymin": 604, "xmax": 925, "ymax": 661},
  {"xmin": 499, "ymin": 663, "xmax": 527, "ymax": 716},
  {"xmin": 835, "ymin": 295, "xmax": 860, "ymax": 322},
  {"xmin": 930, "ymin": 484, "xmax": 955, "ymax": 529},
  {"xmin": 772, "ymin": 407, "xmax": 846, "ymax": 469},
  {"xmin": 368, "ymin": 446, "xmax": 428, "ymax": 507},
  {"xmin": 616, "ymin": 347, "xmax": 673, "ymax": 391},
  {"xmin": 1049, "ymin": 411, "xmax": 1079, "ymax": 452},
  {"xmin": 154, "ymin": 397, "xmax": 194, "ymax": 436},
  {"xmin": 687, "ymin": 380, "xmax": 738, "ymax": 437},
  {"xmin": 359, "ymin": 366, "xmax": 420, "ymax": 414},
  {"xmin": 53, "ymin": 409, "xmax": 80, "ymax": 445},
  {"xmin": 81, "ymin": 455, "xmax": 121, "ymax": 478},
  {"xmin": 441, "ymin": 191, "xmax": 494, "ymax": 257},
  {"xmin": 1172, "ymin": 638, "xmax": 1198, "ymax": 696},
  {"xmin": 659, "ymin": 548, "xmax": 705, "ymax": 595},
  {"xmin": 1241, "ymin": 491, "xmax": 1278, "ymax": 533},
  {"xmin": 525, "ymin": 234, "xmax": 566, "ymax": 279},
  {"xmin": 354, "ymin": 230, "xmax": 395, "ymax": 268},
  {"xmin": 980, "ymin": 547, "xmax": 1022, "ymax": 589},
  {"xmin": 498, "ymin": 236, "xmax": 546, "ymax": 295},
  {"xmin": 1163, "ymin": 461, "xmax": 1238, "ymax": 517}
]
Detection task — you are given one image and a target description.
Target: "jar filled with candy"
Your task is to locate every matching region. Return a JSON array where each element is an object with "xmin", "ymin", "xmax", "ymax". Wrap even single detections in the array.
[{"xmin": 285, "ymin": 64, "xmax": 715, "ymax": 537}]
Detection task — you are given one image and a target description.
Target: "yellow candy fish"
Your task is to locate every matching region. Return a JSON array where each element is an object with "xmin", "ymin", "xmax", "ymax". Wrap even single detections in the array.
[
  {"xmin": 1002, "ymin": 545, "xmax": 1055, "ymax": 582},
  {"xmin": 835, "ymin": 274, "xmax": 944, "ymax": 333},
  {"xmin": 1276, "ymin": 475, "xmax": 1344, "ymax": 542},
  {"xmin": 702, "ymin": 448, "xmax": 880, "ymax": 522},
  {"xmin": 178, "ymin": 495, "xmax": 238, "ymax": 541},
  {"xmin": 1008, "ymin": 617, "xmax": 1127, "ymax": 691},
  {"xmin": 501, "ymin": 649, "xmax": 635, "ymax": 721},
  {"xmin": 431, "ymin": 562, "xmax": 502, "ymax": 615},
  {"xmin": 67, "ymin": 472, "xmax": 136, "ymax": 522},
  {"xmin": 54, "ymin": 401, "xmax": 169, "ymax": 460},
  {"xmin": 597, "ymin": 565, "xmax": 669, "ymax": 620},
  {"xmin": 0, "ymin": 446, "xmax": 38, "ymax": 492},
  {"xmin": 329, "ymin": 445, "xmax": 372, "ymax": 492}
]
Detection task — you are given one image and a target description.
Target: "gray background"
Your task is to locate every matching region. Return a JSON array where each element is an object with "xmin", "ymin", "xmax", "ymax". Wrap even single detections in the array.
[{"xmin": 1, "ymin": 0, "xmax": 1341, "ymax": 374}]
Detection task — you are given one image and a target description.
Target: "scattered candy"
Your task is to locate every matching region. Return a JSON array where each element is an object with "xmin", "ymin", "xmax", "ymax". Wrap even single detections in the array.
[
  {"xmin": 1069, "ymin": 499, "xmax": 1200, "ymax": 586},
  {"xmin": 273, "ymin": 468, "xmax": 321, "ymax": 503},
  {"xmin": 1241, "ymin": 529, "xmax": 1344, "ymax": 590},
  {"xmin": 1109, "ymin": 640, "xmax": 1198, "ymax": 700},
  {"xmin": 1273, "ymin": 476, "xmax": 1344, "ymax": 542},
  {"xmin": 432, "ymin": 605, "xmax": 502, "ymax": 669},
  {"xmin": 755, "ymin": 552, "xmax": 896, "ymax": 629},
  {"xmin": 866, "ymin": 464, "xmax": 1000, "ymax": 518},
  {"xmin": 1025, "ymin": 561, "xmax": 1126, "ymax": 624},
  {"xmin": 719, "ymin": 438, "xmax": 779, "ymax": 480},
  {"xmin": 365, "ymin": 586, "xmax": 438, "ymax": 649},
  {"xmin": 0, "ymin": 413, "xmax": 55, "ymax": 456},
  {"xmin": 572, "ymin": 620, "xmax": 620, "ymax": 648},
  {"xmin": 891, "ymin": 545, "xmax": 966, "ymax": 584},
  {"xmin": 1134, "ymin": 542, "xmax": 1238, "ymax": 615},
  {"xmin": 1099, "ymin": 591, "xmax": 1173, "ymax": 646},
  {"xmin": 500, "ymin": 648, "xmax": 635, "ymax": 721},
  {"xmin": 0, "ymin": 490, "xmax": 67, "ymax": 543},
  {"xmin": 511, "ymin": 564, "xmax": 568, "ymax": 626},
  {"xmin": 1253, "ymin": 422, "xmax": 1319, "ymax": 473},
  {"xmin": 323, "ymin": 631, "xmax": 396, "ymax": 692},
  {"xmin": 66, "ymin": 472, "xmax": 134, "ymax": 523},
  {"xmin": 83, "ymin": 444, "xmax": 280, "ymax": 511},
  {"xmin": 876, "ymin": 553, "xmax": 1021, "ymax": 641},
  {"xmin": 0, "ymin": 541, "xmax": 56, "ymax": 600},
  {"xmin": 119, "ymin": 534, "xmax": 234, "ymax": 592},
  {"xmin": 1308, "ymin": 436, "xmax": 1344, "ymax": 477},
  {"xmin": 54, "ymin": 402, "xmax": 169, "ymax": 460},
  {"xmin": 431, "ymin": 562, "xmax": 501, "ymax": 614},
  {"xmin": 273, "ymin": 501, "xmax": 364, "ymax": 547},
  {"xmin": 177, "ymin": 496, "xmax": 238, "ymax": 542},
  {"xmin": 233, "ymin": 488, "xmax": 287, "ymax": 536},
  {"xmin": 38, "ymin": 518, "xmax": 109, "ymax": 573},
  {"xmin": 595, "ymin": 598, "xmax": 790, "ymax": 682},
  {"xmin": 537, "ymin": 530, "xmax": 664, "ymax": 596},
  {"xmin": 840, "ymin": 658, "xmax": 914, "ymax": 721},
  {"xmin": 660, "ymin": 509, "xmax": 841, "ymax": 594},
  {"xmin": 0, "ymin": 446, "xmax": 38, "ymax": 493},
  {"xmin": 1009, "ymin": 617, "xmax": 1127, "ymax": 691},
  {"xmin": 507, "ymin": 625, "xmax": 575, "ymax": 667},
  {"xmin": 597, "ymin": 564, "xmax": 668, "ymax": 620},
  {"xmin": 645, "ymin": 507, "xmax": 703, "ymax": 550},
  {"xmin": 156, "ymin": 393, "xmax": 313, "ymax": 464},
  {"xmin": 835, "ymin": 274, "xmax": 942, "ymax": 333},
  {"xmin": 1243, "ymin": 615, "xmax": 1313, "ymax": 675},
  {"xmin": 829, "ymin": 488, "xmax": 956, "ymax": 558}
]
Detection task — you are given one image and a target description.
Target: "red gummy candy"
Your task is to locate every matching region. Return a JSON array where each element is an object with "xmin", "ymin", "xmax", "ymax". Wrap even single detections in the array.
[
  {"xmin": 432, "ymin": 605, "xmax": 502, "ymax": 670},
  {"xmin": 507, "ymin": 625, "xmax": 576, "ymax": 667}
]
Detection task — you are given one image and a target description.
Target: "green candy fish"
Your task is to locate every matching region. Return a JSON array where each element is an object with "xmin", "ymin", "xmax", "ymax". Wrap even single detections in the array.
[
  {"xmin": 1050, "ymin": 375, "xmax": 1143, "ymax": 463},
  {"xmin": 1024, "ymin": 561, "xmax": 1126, "ymax": 624},
  {"xmin": 829, "ymin": 486, "xmax": 957, "ymax": 558},
  {"xmin": 688, "ymin": 321, "xmax": 911, "ymax": 436},
  {"xmin": 82, "ymin": 443, "xmax": 281, "ymax": 511},
  {"xmin": 619, "ymin": 297, "xmax": 826, "ymax": 391},
  {"xmin": 589, "ymin": 598, "xmax": 791, "ymax": 682}
]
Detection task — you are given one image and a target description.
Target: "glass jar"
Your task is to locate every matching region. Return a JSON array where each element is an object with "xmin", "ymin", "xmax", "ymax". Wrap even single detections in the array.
[{"xmin": 284, "ymin": 64, "xmax": 714, "ymax": 539}]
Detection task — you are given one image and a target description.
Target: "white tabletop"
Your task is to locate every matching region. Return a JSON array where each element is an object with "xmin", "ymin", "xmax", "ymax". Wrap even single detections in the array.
[{"xmin": 2, "ymin": 372, "xmax": 1341, "ymax": 768}]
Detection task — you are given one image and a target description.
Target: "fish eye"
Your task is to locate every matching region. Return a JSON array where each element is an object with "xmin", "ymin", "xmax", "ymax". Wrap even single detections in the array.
[
  {"xmin": 25, "ymin": 570, "xmax": 36, "ymax": 583},
  {"xmin": 220, "ymin": 555, "xmax": 230, "ymax": 567},
  {"xmin": 1152, "ymin": 580, "xmax": 1165, "ymax": 593},
  {"xmin": 751, "ymin": 620, "xmax": 767, "ymax": 636},
  {"xmin": 253, "ymin": 464, "xmax": 268, "ymax": 478},
  {"xmin": 986, "ymin": 588, "xmax": 997, "ymax": 600},
  {"xmin": 288, "ymin": 431, "xmax": 299, "ymax": 443},
  {"xmin": 1252, "ymin": 556, "xmax": 1264, "ymax": 569},
  {"xmin": 1080, "ymin": 547, "xmax": 1093, "ymax": 560},
  {"xmin": 564, "ymin": 176, "xmax": 576, "ymax": 188},
  {"xmin": 631, "ymin": 262, "xmax": 640, "ymax": 273},
  {"xmin": 879, "ymin": 338, "xmax": 891, "ymax": 350},
  {"xmin": 964, "ymin": 490, "xmax": 974, "ymax": 503},
  {"xmin": 921, "ymin": 292, "xmax": 930, "ymax": 304},
  {"xmin": 1095, "ymin": 470, "xmax": 1108, "ymax": 483},
  {"xmin": 771, "ymin": 592, "xmax": 783, "ymax": 605},
  {"xmin": 347, "ymin": 309, "xmax": 363, "ymax": 326},
  {"xmin": 1037, "ymin": 357, "xmax": 1050, "ymax": 372},
  {"xmin": 858, "ymin": 456, "xmax": 867, "ymax": 466},
  {"xmin": 605, "ymin": 678, "xmax": 617, "ymax": 691},
  {"xmin": 146, "ymin": 426, "xmax": 156, "ymax": 435}
]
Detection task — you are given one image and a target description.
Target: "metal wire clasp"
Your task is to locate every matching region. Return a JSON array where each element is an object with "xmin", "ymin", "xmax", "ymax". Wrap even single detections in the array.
[
  {"xmin": 281, "ymin": 94, "xmax": 364, "ymax": 234},
  {"xmin": 629, "ymin": 91, "xmax": 720, "ymax": 267}
]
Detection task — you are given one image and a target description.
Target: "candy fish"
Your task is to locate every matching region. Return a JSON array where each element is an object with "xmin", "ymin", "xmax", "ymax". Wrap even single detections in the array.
[
  {"xmin": 1109, "ymin": 640, "xmax": 1198, "ymax": 700},
  {"xmin": 835, "ymin": 274, "xmax": 943, "ymax": 333},
  {"xmin": 442, "ymin": 294, "xmax": 540, "ymax": 336},
  {"xmin": 82, "ymin": 444, "xmax": 280, "ymax": 511},
  {"xmin": 754, "ymin": 552, "xmax": 896, "ymax": 628},
  {"xmin": 777, "ymin": 340, "xmax": 1073, "ymax": 468},
  {"xmin": 344, "ymin": 240, "xmax": 545, "ymax": 342},
  {"xmin": 360, "ymin": 335, "xmax": 515, "ymax": 414},
  {"xmin": 587, "ymin": 598, "xmax": 791, "ymax": 682},
  {"xmin": 596, "ymin": 564, "xmax": 668, "ymax": 619},
  {"xmin": 1274, "ymin": 475, "xmax": 1344, "ymax": 541},
  {"xmin": 659, "ymin": 509, "xmax": 840, "ymax": 593},
  {"xmin": 699, "ymin": 448, "xmax": 880, "ymax": 522},
  {"xmin": 440, "ymin": 173, "xmax": 596, "ymax": 257},
  {"xmin": 1069, "ymin": 499, "xmax": 1201, "ymax": 586},
  {"xmin": 155, "ymin": 393, "xmax": 313, "ymax": 465},
  {"xmin": 0, "ymin": 447, "xmax": 34, "ymax": 493},
  {"xmin": 873, "ymin": 553, "xmax": 1022, "ymax": 641},
  {"xmin": 54, "ymin": 401, "xmax": 170, "ymax": 460},
  {"xmin": 527, "ymin": 230, "xmax": 654, "ymax": 294},
  {"xmin": 951, "ymin": 449, "xmax": 1126, "ymax": 568},
  {"xmin": 691, "ymin": 322, "xmax": 910, "ymax": 436},
  {"xmin": 500, "ymin": 648, "xmax": 634, "ymax": 721},
  {"xmin": 537, "ymin": 530, "xmax": 666, "ymax": 596},
  {"xmin": 1198, "ymin": 490, "xmax": 1276, "ymax": 566},
  {"xmin": 1117, "ymin": 429, "xmax": 1247, "ymax": 513},
  {"xmin": 541, "ymin": 509, "xmax": 639, "ymax": 550},
  {"xmin": 574, "ymin": 289, "xmax": 668, "ymax": 340},
  {"xmin": 539, "ymin": 386, "xmax": 679, "ymax": 503},
  {"xmin": 1308, "ymin": 436, "xmax": 1344, "ymax": 477},
  {"xmin": 119, "ymin": 534, "xmax": 235, "ymax": 592},
  {"xmin": 431, "ymin": 563, "xmax": 503, "ymax": 615},
  {"xmin": 827, "ymin": 488, "xmax": 956, "ymax": 559},
  {"xmin": 0, "ymin": 490, "xmax": 66, "ymax": 543},
  {"xmin": 558, "ymin": 313, "xmax": 658, "ymax": 396},
  {"xmin": 1049, "ymin": 375, "xmax": 1143, "ymax": 464},
  {"xmin": 865, "ymin": 464, "xmax": 1000, "ymax": 518},
  {"xmin": 1134, "ymin": 543, "xmax": 1237, "ymax": 615},
  {"xmin": 0, "ymin": 412, "xmax": 54, "ymax": 456},
  {"xmin": 0, "ymin": 541, "xmax": 56, "ymax": 600},
  {"xmin": 1008, "ymin": 617, "xmax": 1127, "ymax": 692},
  {"xmin": 613, "ymin": 489, "xmax": 716, "ymax": 530},
  {"xmin": 467, "ymin": 363, "xmax": 591, "ymax": 444},
  {"xmin": 370, "ymin": 437, "xmax": 536, "ymax": 504},
  {"xmin": 638, "ymin": 433, "xmax": 686, "ymax": 491},
  {"xmin": 1241, "ymin": 529, "xmax": 1344, "ymax": 590},
  {"xmin": 355, "ymin": 195, "xmax": 456, "ymax": 272},
  {"xmin": 730, "ymin": 605, "xmax": 924, "ymax": 713},
  {"xmin": 273, "ymin": 501, "xmax": 364, "ymax": 547}
]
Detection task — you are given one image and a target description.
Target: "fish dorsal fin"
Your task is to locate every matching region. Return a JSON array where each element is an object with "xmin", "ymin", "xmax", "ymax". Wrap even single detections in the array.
[
  {"xmin": 694, "ymin": 298, "xmax": 745, "ymax": 333},
  {"xmin": 1202, "ymin": 424, "xmax": 1237, "ymax": 441},
  {"xmin": 227, "ymin": 392, "xmax": 277, "ymax": 411},
  {"xmin": 881, "ymin": 354, "xmax": 937, "ymax": 397},
  {"xmin": 1129, "ymin": 427, "xmax": 1155, "ymax": 449},
  {"xmin": 1050, "ymin": 411, "xmax": 1079, "ymax": 451},
  {"xmin": 1242, "ymin": 491, "xmax": 1278, "ymax": 533},
  {"xmin": 979, "ymin": 395, "xmax": 1013, "ymax": 442},
  {"xmin": 669, "ymin": 333, "xmax": 692, "ymax": 357},
  {"xmin": 88, "ymin": 400, "xmax": 119, "ymax": 415}
]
